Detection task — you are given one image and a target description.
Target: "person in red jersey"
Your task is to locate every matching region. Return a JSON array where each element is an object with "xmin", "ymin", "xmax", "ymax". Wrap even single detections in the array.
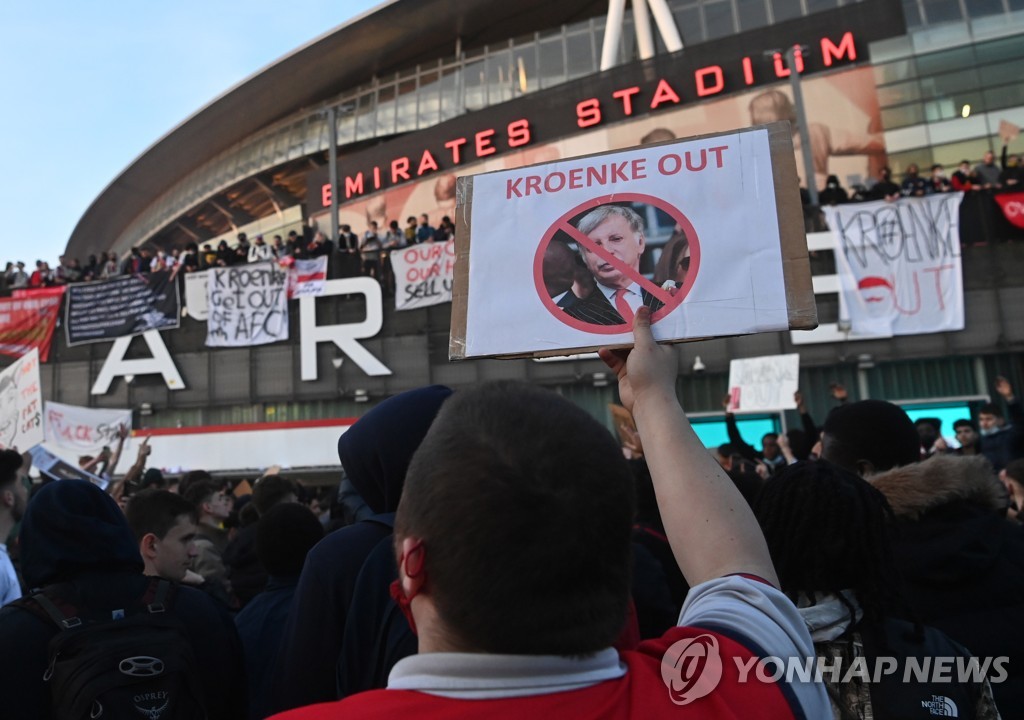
[{"xmin": 272, "ymin": 308, "xmax": 828, "ymax": 719}]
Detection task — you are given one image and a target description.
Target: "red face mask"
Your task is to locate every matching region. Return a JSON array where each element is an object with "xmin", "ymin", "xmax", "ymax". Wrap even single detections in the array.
[{"xmin": 389, "ymin": 540, "xmax": 426, "ymax": 635}]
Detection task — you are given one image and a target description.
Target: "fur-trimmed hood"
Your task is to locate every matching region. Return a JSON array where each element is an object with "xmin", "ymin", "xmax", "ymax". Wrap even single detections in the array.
[{"xmin": 868, "ymin": 454, "xmax": 1004, "ymax": 520}]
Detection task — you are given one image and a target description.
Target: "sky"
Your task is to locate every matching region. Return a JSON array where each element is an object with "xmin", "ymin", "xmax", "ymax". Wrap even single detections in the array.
[{"xmin": 0, "ymin": 1, "xmax": 382, "ymax": 266}]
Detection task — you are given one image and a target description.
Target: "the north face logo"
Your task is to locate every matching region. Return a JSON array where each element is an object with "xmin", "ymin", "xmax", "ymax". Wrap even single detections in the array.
[{"xmin": 921, "ymin": 695, "xmax": 958, "ymax": 717}]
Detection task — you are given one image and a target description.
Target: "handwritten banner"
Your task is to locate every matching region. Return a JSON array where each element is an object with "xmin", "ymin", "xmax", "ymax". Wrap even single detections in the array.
[
  {"xmin": 289, "ymin": 256, "xmax": 329, "ymax": 298},
  {"xmin": 65, "ymin": 271, "xmax": 180, "ymax": 345},
  {"xmin": 184, "ymin": 269, "xmax": 210, "ymax": 321},
  {"xmin": 44, "ymin": 401, "xmax": 131, "ymax": 454},
  {"xmin": 0, "ymin": 288, "xmax": 63, "ymax": 361},
  {"xmin": 0, "ymin": 348, "xmax": 43, "ymax": 451},
  {"xmin": 727, "ymin": 354, "xmax": 800, "ymax": 412},
  {"xmin": 826, "ymin": 194, "xmax": 964, "ymax": 337},
  {"xmin": 391, "ymin": 240, "xmax": 455, "ymax": 311},
  {"xmin": 206, "ymin": 262, "xmax": 289, "ymax": 347}
]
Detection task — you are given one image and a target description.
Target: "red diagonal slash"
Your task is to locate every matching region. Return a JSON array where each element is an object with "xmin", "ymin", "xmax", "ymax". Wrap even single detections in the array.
[{"xmin": 559, "ymin": 221, "xmax": 673, "ymax": 305}]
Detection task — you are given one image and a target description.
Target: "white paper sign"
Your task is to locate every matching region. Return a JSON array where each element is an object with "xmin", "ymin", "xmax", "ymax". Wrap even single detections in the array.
[
  {"xmin": 462, "ymin": 127, "xmax": 790, "ymax": 357},
  {"xmin": 206, "ymin": 262, "xmax": 289, "ymax": 347},
  {"xmin": 0, "ymin": 348, "xmax": 43, "ymax": 450},
  {"xmin": 28, "ymin": 445, "xmax": 109, "ymax": 490},
  {"xmin": 44, "ymin": 401, "xmax": 131, "ymax": 454},
  {"xmin": 392, "ymin": 240, "xmax": 455, "ymax": 310},
  {"xmin": 184, "ymin": 270, "xmax": 210, "ymax": 321},
  {"xmin": 727, "ymin": 354, "xmax": 800, "ymax": 412},
  {"xmin": 825, "ymin": 194, "xmax": 964, "ymax": 337},
  {"xmin": 289, "ymin": 256, "xmax": 329, "ymax": 298}
]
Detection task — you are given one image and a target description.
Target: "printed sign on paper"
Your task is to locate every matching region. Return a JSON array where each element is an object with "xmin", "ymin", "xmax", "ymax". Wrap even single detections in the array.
[
  {"xmin": 206, "ymin": 262, "xmax": 289, "ymax": 347},
  {"xmin": 44, "ymin": 401, "xmax": 132, "ymax": 454},
  {"xmin": 826, "ymin": 194, "xmax": 964, "ymax": 337},
  {"xmin": 451, "ymin": 123, "xmax": 813, "ymax": 359},
  {"xmin": 0, "ymin": 348, "xmax": 44, "ymax": 451},
  {"xmin": 184, "ymin": 270, "xmax": 210, "ymax": 321},
  {"xmin": 392, "ymin": 240, "xmax": 455, "ymax": 310},
  {"xmin": 727, "ymin": 354, "xmax": 800, "ymax": 412},
  {"xmin": 289, "ymin": 256, "xmax": 329, "ymax": 298}
]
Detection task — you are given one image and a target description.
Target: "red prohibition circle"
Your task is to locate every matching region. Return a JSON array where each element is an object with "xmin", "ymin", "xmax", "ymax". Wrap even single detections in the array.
[{"xmin": 533, "ymin": 193, "xmax": 702, "ymax": 335}]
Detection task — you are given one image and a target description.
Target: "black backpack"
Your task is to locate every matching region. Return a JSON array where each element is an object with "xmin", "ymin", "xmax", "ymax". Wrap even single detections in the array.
[{"xmin": 18, "ymin": 577, "xmax": 207, "ymax": 720}]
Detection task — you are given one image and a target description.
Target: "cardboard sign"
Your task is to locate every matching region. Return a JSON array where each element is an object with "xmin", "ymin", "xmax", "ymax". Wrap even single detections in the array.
[
  {"xmin": 0, "ymin": 348, "xmax": 44, "ymax": 451},
  {"xmin": 44, "ymin": 401, "xmax": 131, "ymax": 455},
  {"xmin": 450, "ymin": 122, "xmax": 816, "ymax": 359},
  {"xmin": 206, "ymin": 262, "xmax": 289, "ymax": 347},
  {"xmin": 28, "ymin": 445, "xmax": 109, "ymax": 490},
  {"xmin": 727, "ymin": 354, "xmax": 800, "ymax": 412},
  {"xmin": 825, "ymin": 195, "xmax": 964, "ymax": 337},
  {"xmin": 392, "ymin": 240, "xmax": 456, "ymax": 311}
]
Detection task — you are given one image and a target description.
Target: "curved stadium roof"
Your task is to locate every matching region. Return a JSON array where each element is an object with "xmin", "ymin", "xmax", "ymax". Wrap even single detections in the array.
[{"xmin": 67, "ymin": 0, "xmax": 605, "ymax": 259}]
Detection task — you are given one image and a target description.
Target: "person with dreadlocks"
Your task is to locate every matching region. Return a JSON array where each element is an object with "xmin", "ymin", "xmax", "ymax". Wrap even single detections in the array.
[{"xmin": 755, "ymin": 460, "xmax": 1001, "ymax": 720}]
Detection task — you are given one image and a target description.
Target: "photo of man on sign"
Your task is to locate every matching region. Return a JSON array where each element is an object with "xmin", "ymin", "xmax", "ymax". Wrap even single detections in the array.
[{"xmin": 540, "ymin": 201, "xmax": 692, "ymax": 328}]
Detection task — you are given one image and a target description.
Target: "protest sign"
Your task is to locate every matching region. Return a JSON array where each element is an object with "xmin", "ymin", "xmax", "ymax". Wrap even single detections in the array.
[
  {"xmin": 449, "ymin": 122, "xmax": 815, "ymax": 359},
  {"xmin": 184, "ymin": 269, "xmax": 210, "ymax": 320},
  {"xmin": 825, "ymin": 194, "xmax": 964, "ymax": 337},
  {"xmin": 392, "ymin": 240, "xmax": 455, "ymax": 310},
  {"xmin": 727, "ymin": 354, "xmax": 800, "ymax": 412},
  {"xmin": 206, "ymin": 262, "xmax": 289, "ymax": 347},
  {"xmin": 66, "ymin": 271, "xmax": 180, "ymax": 345},
  {"xmin": 0, "ymin": 348, "xmax": 44, "ymax": 451},
  {"xmin": 288, "ymin": 256, "xmax": 329, "ymax": 298},
  {"xmin": 995, "ymin": 192, "xmax": 1024, "ymax": 230},
  {"xmin": 28, "ymin": 445, "xmax": 108, "ymax": 490},
  {"xmin": 0, "ymin": 288, "xmax": 63, "ymax": 361},
  {"xmin": 44, "ymin": 401, "xmax": 131, "ymax": 455}
]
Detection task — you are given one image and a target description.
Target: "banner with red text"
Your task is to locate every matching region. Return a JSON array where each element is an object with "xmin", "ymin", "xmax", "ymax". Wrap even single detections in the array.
[
  {"xmin": 826, "ymin": 194, "xmax": 964, "ymax": 337},
  {"xmin": 995, "ymin": 192, "xmax": 1024, "ymax": 230},
  {"xmin": 0, "ymin": 348, "xmax": 44, "ymax": 451},
  {"xmin": 44, "ymin": 401, "xmax": 132, "ymax": 455},
  {"xmin": 0, "ymin": 289, "xmax": 63, "ymax": 361},
  {"xmin": 288, "ymin": 256, "xmax": 329, "ymax": 298},
  {"xmin": 391, "ymin": 240, "xmax": 455, "ymax": 311}
]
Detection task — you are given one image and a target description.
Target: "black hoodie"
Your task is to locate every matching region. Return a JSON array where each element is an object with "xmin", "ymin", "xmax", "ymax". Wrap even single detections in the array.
[{"xmin": 0, "ymin": 480, "xmax": 246, "ymax": 720}]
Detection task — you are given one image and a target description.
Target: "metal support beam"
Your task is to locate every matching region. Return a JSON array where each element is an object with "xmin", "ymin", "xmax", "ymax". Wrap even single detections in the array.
[
  {"xmin": 785, "ymin": 46, "xmax": 819, "ymax": 206},
  {"xmin": 647, "ymin": 0, "xmax": 683, "ymax": 52},
  {"xmin": 600, "ymin": 0, "xmax": 627, "ymax": 71},
  {"xmin": 327, "ymin": 106, "xmax": 340, "ymax": 244},
  {"xmin": 632, "ymin": 0, "xmax": 655, "ymax": 61}
]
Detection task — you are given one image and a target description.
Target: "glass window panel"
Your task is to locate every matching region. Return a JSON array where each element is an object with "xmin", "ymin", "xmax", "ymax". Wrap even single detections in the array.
[
  {"xmin": 417, "ymin": 71, "xmax": 441, "ymax": 126},
  {"xmin": 887, "ymin": 149, "xmax": 935, "ymax": 176},
  {"xmin": 931, "ymin": 138, "xmax": 994, "ymax": 168},
  {"xmin": 354, "ymin": 92, "xmax": 376, "ymax": 141},
  {"xmin": 901, "ymin": 0, "xmax": 924, "ymax": 28},
  {"xmin": 566, "ymin": 31, "xmax": 595, "ymax": 80},
  {"xmin": 485, "ymin": 49, "xmax": 513, "ymax": 104},
  {"xmin": 975, "ymin": 36, "xmax": 1024, "ymax": 64},
  {"xmin": 703, "ymin": 1, "xmax": 735, "ymax": 40},
  {"xmin": 806, "ymin": 0, "xmax": 839, "ymax": 13},
  {"xmin": 439, "ymin": 67, "xmax": 459, "ymax": 121},
  {"xmin": 736, "ymin": 0, "xmax": 769, "ymax": 31},
  {"xmin": 980, "ymin": 58, "xmax": 1024, "ymax": 86},
  {"xmin": 874, "ymin": 59, "xmax": 917, "ymax": 84},
  {"xmin": 923, "ymin": 91, "xmax": 981, "ymax": 122},
  {"xmin": 922, "ymin": 0, "xmax": 964, "ymax": 24},
  {"xmin": 463, "ymin": 59, "xmax": 487, "ymax": 110},
  {"xmin": 396, "ymin": 79, "xmax": 417, "ymax": 132},
  {"xmin": 376, "ymin": 85, "xmax": 396, "ymax": 136},
  {"xmin": 1010, "ymin": 0, "xmax": 1024, "ymax": 10},
  {"xmin": 337, "ymin": 107, "xmax": 355, "ymax": 145},
  {"xmin": 538, "ymin": 38, "xmax": 566, "ymax": 89},
  {"xmin": 513, "ymin": 48, "xmax": 539, "ymax": 96},
  {"xmin": 673, "ymin": 4, "xmax": 703, "ymax": 45},
  {"xmin": 881, "ymin": 103, "xmax": 926, "ymax": 129},
  {"xmin": 915, "ymin": 46, "xmax": 975, "ymax": 75},
  {"xmin": 983, "ymin": 83, "xmax": 1024, "ymax": 112},
  {"xmin": 877, "ymin": 80, "xmax": 922, "ymax": 106},
  {"xmin": 918, "ymin": 68, "xmax": 980, "ymax": 99},
  {"xmin": 967, "ymin": 0, "xmax": 1005, "ymax": 17},
  {"xmin": 772, "ymin": 0, "xmax": 804, "ymax": 22}
]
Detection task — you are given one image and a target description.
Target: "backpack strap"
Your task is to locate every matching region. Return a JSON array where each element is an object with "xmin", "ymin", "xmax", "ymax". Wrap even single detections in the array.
[
  {"xmin": 141, "ymin": 577, "xmax": 175, "ymax": 614},
  {"xmin": 31, "ymin": 592, "xmax": 83, "ymax": 630}
]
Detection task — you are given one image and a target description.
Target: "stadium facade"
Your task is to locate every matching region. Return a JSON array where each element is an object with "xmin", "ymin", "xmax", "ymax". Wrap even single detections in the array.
[{"xmin": 43, "ymin": 0, "xmax": 1024, "ymax": 474}]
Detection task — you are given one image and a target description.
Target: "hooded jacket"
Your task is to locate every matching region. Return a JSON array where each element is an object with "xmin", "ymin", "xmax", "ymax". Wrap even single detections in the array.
[
  {"xmin": 269, "ymin": 385, "xmax": 452, "ymax": 714},
  {"xmin": 0, "ymin": 480, "xmax": 246, "ymax": 720},
  {"xmin": 869, "ymin": 455, "xmax": 1024, "ymax": 712}
]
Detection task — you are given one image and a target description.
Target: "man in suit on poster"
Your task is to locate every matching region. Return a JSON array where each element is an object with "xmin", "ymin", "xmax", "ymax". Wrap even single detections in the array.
[{"xmin": 565, "ymin": 205, "xmax": 668, "ymax": 326}]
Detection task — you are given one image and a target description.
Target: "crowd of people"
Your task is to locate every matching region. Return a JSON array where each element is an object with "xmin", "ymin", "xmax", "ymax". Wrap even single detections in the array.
[
  {"xmin": 0, "ymin": 212, "xmax": 456, "ymax": 298},
  {"xmin": 0, "ymin": 310, "xmax": 1020, "ymax": 718}
]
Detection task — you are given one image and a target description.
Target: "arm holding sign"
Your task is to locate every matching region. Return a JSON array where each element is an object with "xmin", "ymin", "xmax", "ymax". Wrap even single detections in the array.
[{"xmin": 599, "ymin": 308, "xmax": 778, "ymax": 587}]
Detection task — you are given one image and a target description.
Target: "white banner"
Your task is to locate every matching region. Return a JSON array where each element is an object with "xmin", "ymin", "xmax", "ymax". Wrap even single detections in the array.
[
  {"xmin": 184, "ymin": 270, "xmax": 210, "ymax": 321},
  {"xmin": 206, "ymin": 262, "xmax": 289, "ymax": 347},
  {"xmin": 0, "ymin": 348, "xmax": 43, "ymax": 450},
  {"xmin": 289, "ymin": 256, "xmax": 328, "ymax": 298},
  {"xmin": 727, "ymin": 354, "xmax": 800, "ymax": 412},
  {"xmin": 392, "ymin": 240, "xmax": 456, "ymax": 311},
  {"xmin": 826, "ymin": 194, "xmax": 964, "ymax": 337},
  {"xmin": 44, "ymin": 401, "xmax": 131, "ymax": 454}
]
